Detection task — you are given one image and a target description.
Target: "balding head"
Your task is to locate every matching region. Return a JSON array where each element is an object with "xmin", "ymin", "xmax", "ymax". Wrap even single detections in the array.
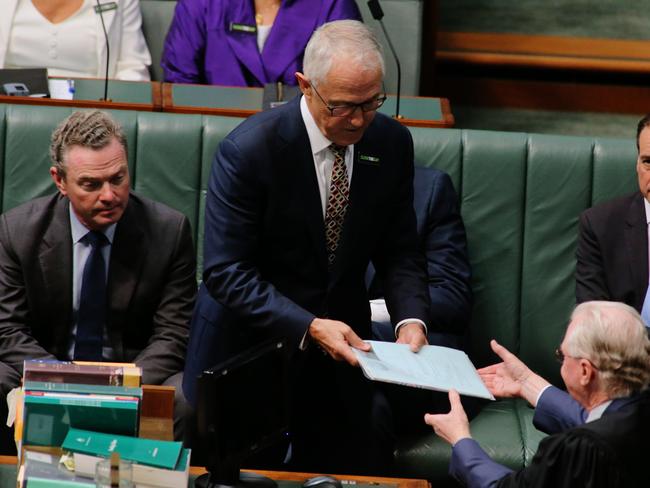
[{"xmin": 564, "ymin": 301, "xmax": 650, "ymax": 398}]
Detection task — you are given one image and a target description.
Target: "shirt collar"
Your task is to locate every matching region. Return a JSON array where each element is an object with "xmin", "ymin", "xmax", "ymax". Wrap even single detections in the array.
[
  {"xmin": 585, "ymin": 399, "xmax": 613, "ymax": 423},
  {"xmin": 69, "ymin": 203, "xmax": 116, "ymax": 244},
  {"xmin": 300, "ymin": 95, "xmax": 335, "ymax": 157},
  {"xmin": 644, "ymin": 197, "xmax": 650, "ymax": 225}
]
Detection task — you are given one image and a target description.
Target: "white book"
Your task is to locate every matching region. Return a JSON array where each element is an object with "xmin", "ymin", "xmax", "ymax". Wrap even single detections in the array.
[
  {"xmin": 353, "ymin": 341, "xmax": 495, "ymax": 400},
  {"xmin": 73, "ymin": 449, "xmax": 191, "ymax": 488}
]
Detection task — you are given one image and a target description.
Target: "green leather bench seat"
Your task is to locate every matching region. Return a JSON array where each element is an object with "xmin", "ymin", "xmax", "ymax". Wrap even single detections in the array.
[
  {"xmin": 0, "ymin": 104, "xmax": 639, "ymax": 484},
  {"xmin": 395, "ymin": 399, "xmax": 545, "ymax": 485}
]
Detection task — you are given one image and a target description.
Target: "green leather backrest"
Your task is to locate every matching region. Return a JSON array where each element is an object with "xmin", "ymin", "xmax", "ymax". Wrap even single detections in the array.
[
  {"xmin": 140, "ymin": 0, "xmax": 177, "ymax": 82},
  {"xmin": 139, "ymin": 0, "xmax": 424, "ymax": 95},
  {"xmin": 0, "ymin": 103, "xmax": 638, "ymax": 386},
  {"xmin": 411, "ymin": 127, "xmax": 638, "ymax": 384}
]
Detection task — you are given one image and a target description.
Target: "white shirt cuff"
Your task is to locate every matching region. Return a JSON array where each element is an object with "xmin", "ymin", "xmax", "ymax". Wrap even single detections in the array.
[
  {"xmin": 535, "ymin": 384, "xmax": 553, "ymax": 407},
  {"xmin": 394, "ymin": 318, "xmax": 428, "ymax": 339}
]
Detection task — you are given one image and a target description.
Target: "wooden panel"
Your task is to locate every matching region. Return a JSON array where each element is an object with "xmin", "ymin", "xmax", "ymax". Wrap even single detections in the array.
[
  {"xmin": 189, "ymin": 467, "xmax": 431, "ymax": 488},
  {"xmin": 436, "ymin": 76, "xmax": 650, "ymax": 114},
  {"xmin": 437, "ymin": 32, "xmax": 650, "ymax": 68},
  {"xmin": 141, "ymin": 384, "xmax": 174, "ymax": 419}
]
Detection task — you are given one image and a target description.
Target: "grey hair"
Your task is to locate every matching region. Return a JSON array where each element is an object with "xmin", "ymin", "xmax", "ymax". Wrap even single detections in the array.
[
  {"xmin": 303, "ymin": 20, "xmax": 385, "ymax": 86},
  {"xmin": 566, "ymin": 301, "xmax": 650, "ymax": 398},
  {"xmin": 50, "ymin": 110, "xmax": 127, "ymax": 177}
]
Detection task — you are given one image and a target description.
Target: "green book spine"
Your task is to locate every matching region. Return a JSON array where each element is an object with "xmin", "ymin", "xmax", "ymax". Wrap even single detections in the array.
[
  {"xmin": 24, "ymin": 478, "xmax": 95, "ymax": 488},
  {"xmin": 63, "ymin": 428, "xmax": 182, "ymax": 469}
]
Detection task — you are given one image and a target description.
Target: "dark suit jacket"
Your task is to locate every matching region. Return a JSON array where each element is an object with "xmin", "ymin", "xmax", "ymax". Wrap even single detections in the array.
[
  {"xmin": 0, "ymin": 192, "xmax": 197, "ymax": 386},
  {"xmin": 367, "ymin": 166, "xmax": 472, "ymax": 339},
  {"xmin": 576, "ymin": 192, "xmax": 648, "ymax": 311},
  {"xmin": 184, "ymin": 97, "xmax": 430, "ymax": 404},
  {"xmin": 450, "ymin": 390, "xmax": 650, "ymax": 488}
]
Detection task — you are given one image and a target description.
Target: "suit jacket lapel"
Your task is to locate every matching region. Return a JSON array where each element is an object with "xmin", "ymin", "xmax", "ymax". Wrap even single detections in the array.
[
  {"xmin": 40, "ymin": 198, "xmax": 73, "ymax": 354},
  {"xmin": 108, "ymin": 198, "xmax": 144, "ymax": 359},
  {"xmin": 261, "ymin": 0, "xmax": 321, "ymax": 82},
  {"xmin": 277, "ymin": 100, "xmax": 328, "ymax": 272},
  {"xmin": 224, "ymin": 0, "xmax": 267, "ymax": 85},
  {"xmin": 624, "ymin": 194, "xmax": 648, "ymax": 310}
]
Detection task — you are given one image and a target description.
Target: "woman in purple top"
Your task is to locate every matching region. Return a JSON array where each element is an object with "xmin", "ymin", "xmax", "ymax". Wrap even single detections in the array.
[{"xmin": 162, "ymin": 0, "xmax": 362, "ymax": 87}]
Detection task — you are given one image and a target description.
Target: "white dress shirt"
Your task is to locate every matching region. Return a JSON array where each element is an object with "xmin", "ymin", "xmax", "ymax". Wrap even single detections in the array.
[
  {"xmin": 5, "ymin": 0, "xmax": 97, "ymax": 78},
  {"xmin": 299, "ymin": 96, "xmax": 426, "ymax": 338}
]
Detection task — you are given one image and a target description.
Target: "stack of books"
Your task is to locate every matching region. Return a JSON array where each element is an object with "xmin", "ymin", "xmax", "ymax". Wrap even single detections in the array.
[
  {"xmin": 63, "ymin": 428, "xmax": 191, "ymax": 488},
  {"xmin": 15, "ymin": 360, "xmax": 190, "ymax": 487},
  {"xmin": 18, "ymin": 360, "xmax": 142, "ymax": 448}
]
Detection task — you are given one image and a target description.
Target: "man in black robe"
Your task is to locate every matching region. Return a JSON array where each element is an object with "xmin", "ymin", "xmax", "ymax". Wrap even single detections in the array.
[{"xmin": 424, "ymin": 301, "xmax": 650, "ymax": 487}]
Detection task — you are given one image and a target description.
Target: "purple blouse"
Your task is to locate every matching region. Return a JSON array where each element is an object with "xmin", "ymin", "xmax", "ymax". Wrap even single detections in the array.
[{"xmin": 162, "ymin": 0, "xmax": 362, "ymax": 87}]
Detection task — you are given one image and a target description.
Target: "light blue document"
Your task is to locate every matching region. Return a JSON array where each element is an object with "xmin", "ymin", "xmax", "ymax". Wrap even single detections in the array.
[{"xmin": 354, "ymin": 341, "xmax": 495, "ymax": 400}]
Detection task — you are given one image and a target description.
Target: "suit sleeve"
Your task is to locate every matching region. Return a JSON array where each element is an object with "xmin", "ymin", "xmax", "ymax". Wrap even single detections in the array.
[
  {"xmin": 422, "ymin": 172, "xmax": 472, "ymax": 333},
  {"xmin": 450, "ymin": 438, "xmax": 514, "ymax": 488},
  {"xmin": 161, "ymin": 0, "xmax": 207, "ymax": 84},
  {"xmin": 0, "ymin": 214, "xmax": 55, "ymax": 374},
  {"xmin": 372, "ymin": 129, "xmax": 431, "ymax": 328},
  {"xmin": 134, "ymin": 215, "xmax": 196, "ymax": 385},
  {"xmin": 202, "ymin": 138, "xmax": 316, "ymax": 344},
  {"xmin": 532, "ymin": 386, "xmax": 586, "ymax": 434},
  {"xmin": 575, "ymin": 211, "xmax": 610, "ymax": 303}
]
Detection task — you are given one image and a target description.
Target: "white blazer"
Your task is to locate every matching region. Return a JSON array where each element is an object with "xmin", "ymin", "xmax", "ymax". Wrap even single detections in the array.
[{"xmin": 0, "ymin": 0, "xmax": 151, "ymax": 81}]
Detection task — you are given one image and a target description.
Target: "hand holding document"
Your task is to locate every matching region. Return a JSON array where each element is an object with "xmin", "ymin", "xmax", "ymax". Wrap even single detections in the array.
[{"xmin": 353, "ymin": 341, "xmax": 495, "ymax": 400}]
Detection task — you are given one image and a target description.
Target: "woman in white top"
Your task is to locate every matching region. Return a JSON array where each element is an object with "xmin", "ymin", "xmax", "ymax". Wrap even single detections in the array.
[{"xmin": 0, "ymin": 0, "xmax": 151, "ymax": 81}]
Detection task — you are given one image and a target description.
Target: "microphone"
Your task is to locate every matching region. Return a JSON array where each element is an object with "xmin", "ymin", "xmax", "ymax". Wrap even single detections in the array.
[
  {"xmin": 367, "ymin": 0, "xmax": 401, "ymax": 119},
  {"xmin": 95, "ymin": 0, "xmax": 111, "ymax": 101}
]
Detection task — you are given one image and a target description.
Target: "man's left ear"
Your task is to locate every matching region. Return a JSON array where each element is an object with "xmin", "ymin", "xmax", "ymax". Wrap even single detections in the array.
[
  {"xmin": 295, "ymin": 72, "xmax": 311, "ymax": 96},
  {"xmin": 579, "ymin": 359, "xmax": 597, "ymax": 386}
]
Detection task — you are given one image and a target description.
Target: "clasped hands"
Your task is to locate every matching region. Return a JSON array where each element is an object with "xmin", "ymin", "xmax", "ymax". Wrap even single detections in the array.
[
  {"xmin": 424, "ymin": 339, "xmax": 550, "ymax": 445},
  {"xmin": 308, "ymin": 318, "xmax": 427, "ymax": 367}
]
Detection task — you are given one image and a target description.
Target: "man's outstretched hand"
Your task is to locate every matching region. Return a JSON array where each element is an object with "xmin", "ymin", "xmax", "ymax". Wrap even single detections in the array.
[{"xmin": 309, "ymin": 318, "xmax": 371, "ymax": 366}]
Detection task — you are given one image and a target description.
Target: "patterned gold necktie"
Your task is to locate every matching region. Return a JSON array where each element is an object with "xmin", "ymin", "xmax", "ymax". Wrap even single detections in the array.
[{"xmin": 325, "ymin": 144, "xmax": 349, "ymax": 267}]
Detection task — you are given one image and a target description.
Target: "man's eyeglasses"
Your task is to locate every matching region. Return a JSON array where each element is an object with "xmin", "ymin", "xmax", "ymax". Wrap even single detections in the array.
[
  {"xmin": 554, "ymin": 346, "xmax": 599, "ymax": 369},
  {"xmin": 310, "ymin": 82, "xmax": 387, "ymax": 117}
]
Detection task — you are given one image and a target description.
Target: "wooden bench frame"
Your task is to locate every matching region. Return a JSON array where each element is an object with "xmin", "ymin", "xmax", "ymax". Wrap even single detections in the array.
[{"xmin": 430, "ymin": 31, "xmax": 650, "ymax": 113}]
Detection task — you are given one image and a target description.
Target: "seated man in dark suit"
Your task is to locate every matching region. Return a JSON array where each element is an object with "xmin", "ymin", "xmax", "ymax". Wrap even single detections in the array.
[
  {"xmin": 425, "ymin": 301, "xmax": 650, "ymax": 487},
  {"xmin": 0, "ymin": 110, "xmax": 197, "ymax": 446},
  {"xmin": 367, "ymin": 166, "xmax": 471, "ymax": 349},
  {"xmin": 576, "ymin": 113, "xmax": 650, "ymax": 325}
]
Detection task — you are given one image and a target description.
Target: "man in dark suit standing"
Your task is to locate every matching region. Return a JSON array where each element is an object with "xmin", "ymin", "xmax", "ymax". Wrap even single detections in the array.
[
  {"xmin": 576, "ymin": 114, "xmax": 650, "ymax": 324},
  {"xmin": 425, "ymin": 301, "xmax": 650, "ymax": 487},
  {"xmin": 0, "ymin": 110, "xmax": 196, "ymax": 444},
  {"xmin": 184, "ymin": 20, "xmax": 430, "ymax": 474}
]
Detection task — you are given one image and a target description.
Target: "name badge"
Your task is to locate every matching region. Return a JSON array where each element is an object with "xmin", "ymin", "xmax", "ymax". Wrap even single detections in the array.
[
  {"xmin": 230, "ymin": 22, "xmax": 257, "ymax": 34},
  {"xmin": 94, "ymin": 2, "xmax": 117, "ymax": 14},
  {"xmin": 359, "ymin": 154, "xmax": 380, "ymax": 165}
]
